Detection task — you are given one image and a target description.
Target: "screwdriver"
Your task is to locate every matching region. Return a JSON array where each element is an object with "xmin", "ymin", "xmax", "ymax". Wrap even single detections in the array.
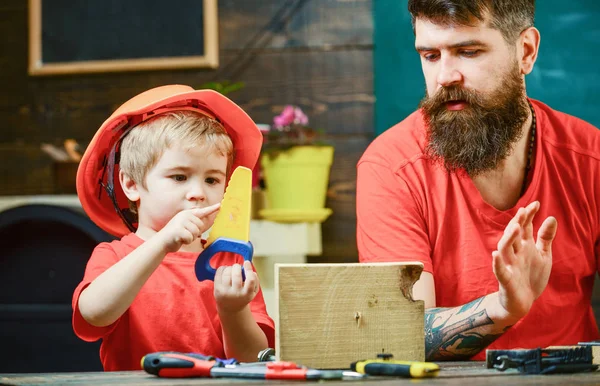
[
  {"xmin": 351, "ymin": 353, "xmax": 440, "ymax": 378},
  {"xmin": 142, "ymin": 351, "xmax": 346, "ymax": 380}
]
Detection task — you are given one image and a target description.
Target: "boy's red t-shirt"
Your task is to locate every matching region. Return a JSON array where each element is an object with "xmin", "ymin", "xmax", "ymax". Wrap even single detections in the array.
[
  {"xmin": 72, "ymin": 233, "xmax": 275, "ymax": 371},
  {"xmin": 357, "ymin": 99, "xmax": 600, "ymax": 359}
]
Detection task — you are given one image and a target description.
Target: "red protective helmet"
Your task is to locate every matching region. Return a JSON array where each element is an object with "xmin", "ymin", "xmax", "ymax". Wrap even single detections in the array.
[{"xmin": 76, "ymin": 85, "xmax": 262, "ymax": 238}]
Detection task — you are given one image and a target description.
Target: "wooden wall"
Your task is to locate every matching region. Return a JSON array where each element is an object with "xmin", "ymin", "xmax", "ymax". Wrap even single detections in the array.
[{"xmin": 0, "ymin": 0, "xmax": 374, "ymax": 263}]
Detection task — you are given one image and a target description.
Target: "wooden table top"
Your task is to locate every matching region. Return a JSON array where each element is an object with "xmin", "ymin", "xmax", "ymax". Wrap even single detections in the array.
[{"xmin": 1, "ymin": 362, "xmax": 599, "ymax": 385}]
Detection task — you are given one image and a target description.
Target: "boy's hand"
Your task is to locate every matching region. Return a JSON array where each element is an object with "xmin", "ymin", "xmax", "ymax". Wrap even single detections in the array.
[
  {"xmin": 214, "ymin": 261, "xmax": 259, "ymax": 313},
  {"xmin": 157, "ymin": 203, "xmax": 221, "ymax": 253}
]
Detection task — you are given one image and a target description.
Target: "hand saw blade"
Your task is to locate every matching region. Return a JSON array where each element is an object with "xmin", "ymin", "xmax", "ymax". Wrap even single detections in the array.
[{"xmin": 205, "ymin": 166, "xmax": 252, "ymax": 246}]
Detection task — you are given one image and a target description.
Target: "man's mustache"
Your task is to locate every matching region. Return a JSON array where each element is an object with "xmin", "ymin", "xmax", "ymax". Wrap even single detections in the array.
[{"xmin": 423, "ymin": 86, "xmax": 482, "ymax": 107}]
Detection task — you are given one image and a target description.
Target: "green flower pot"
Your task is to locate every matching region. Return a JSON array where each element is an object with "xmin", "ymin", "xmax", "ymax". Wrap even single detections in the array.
[{"xmin": 259, "ymin": 146, "xmax": 334, "ymax": 223}]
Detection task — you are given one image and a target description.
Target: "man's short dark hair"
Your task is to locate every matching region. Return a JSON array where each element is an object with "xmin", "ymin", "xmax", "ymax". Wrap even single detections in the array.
[{"xmin": 408, "ymin": 0, "xmax": 535, "ymax": 42}]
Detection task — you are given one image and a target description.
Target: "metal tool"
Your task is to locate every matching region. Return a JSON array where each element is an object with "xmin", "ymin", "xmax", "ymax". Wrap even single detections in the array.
[
  {"xmin": 195, "ymin": 166, "xmax": 253, "ymax": 281},
  {"xmin": 142, "ymin": 351, "xmax": 345, "ymax": 380},
  {"xmin": 351, "ymin": 353, "xmax": 440, "ymax": 378},
  {"xmin": 487, "ymin": 347, "xmax": 598, "ymax": 375},
  {"xmin": 257, "ymin": 347, "xmax": 276, "ymax": 362}
]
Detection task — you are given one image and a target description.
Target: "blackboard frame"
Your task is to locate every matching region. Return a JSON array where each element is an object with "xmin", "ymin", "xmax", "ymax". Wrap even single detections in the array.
[{"xmin": 27, "ymin": 0, "xmax": 219, "ymax": 76}]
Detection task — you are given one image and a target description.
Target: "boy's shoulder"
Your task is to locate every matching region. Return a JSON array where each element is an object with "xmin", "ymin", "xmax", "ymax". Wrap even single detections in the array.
[{"xmin": 93, "ymin": 233, "xmax": 143, "ymax": 260}]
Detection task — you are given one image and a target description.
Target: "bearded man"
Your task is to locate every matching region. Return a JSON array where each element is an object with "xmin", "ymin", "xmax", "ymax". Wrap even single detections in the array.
[{"xmin": 356, "ymin": 0, "xmax": 600, "ymax": 361}]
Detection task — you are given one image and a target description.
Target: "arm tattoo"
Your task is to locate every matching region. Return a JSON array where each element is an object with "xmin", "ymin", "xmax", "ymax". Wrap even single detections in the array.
[{"xmin": 424, "ymin": 297, "xmax": 510, "ymax": 361}]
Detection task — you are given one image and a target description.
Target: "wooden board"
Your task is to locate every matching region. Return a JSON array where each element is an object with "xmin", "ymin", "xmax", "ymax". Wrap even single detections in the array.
[{"xmin": 275, "ymin": 262, "xmax": 425, "ymax": 369}]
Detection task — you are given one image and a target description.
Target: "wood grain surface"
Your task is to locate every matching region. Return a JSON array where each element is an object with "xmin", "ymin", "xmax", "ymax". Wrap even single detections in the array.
[{"xmin": 275, "ymin": 262, "xmax": 425, "ymax": 369}]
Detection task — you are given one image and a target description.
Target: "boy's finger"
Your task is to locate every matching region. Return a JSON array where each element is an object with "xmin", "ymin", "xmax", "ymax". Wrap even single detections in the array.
[
  {"xmin": 221, "ymin": 266, "xmax": 232, "ymax": 286},
  {"xmin": 243, "ymin": 270, "xmax": 258, "ymax": 294},
  {"xmin": 243, "ymin": 260, "xmax": 254, "ymax": 273},
  {"xmin": 214, "ymin": 266, "xmax": 224, "ymax": 282},
  {"xmin": 192, "ymin": 203, "xmax": 221, "ymax": 218},
  {"xmin": 231, "ymin": 264, "xmax": 243, "ymax": 289}
]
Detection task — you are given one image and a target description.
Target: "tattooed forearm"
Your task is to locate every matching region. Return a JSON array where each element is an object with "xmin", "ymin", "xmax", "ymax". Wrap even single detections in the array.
[
  {"xmin": 457, "ymin": 296, "xmax": 484, "ymax": 314},
  {"xmin": 424, "ymin": 296, "xmax": 511, "ymax": 361}
]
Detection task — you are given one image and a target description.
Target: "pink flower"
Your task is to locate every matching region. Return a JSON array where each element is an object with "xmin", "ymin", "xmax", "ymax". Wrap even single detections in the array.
[
  {"xmin": 293, "ymin": 107, "xmax": 308, "ymax": 125},
  {"xmin": 273, "ymin": 105, "xmax": 296, "ymax": 129}
]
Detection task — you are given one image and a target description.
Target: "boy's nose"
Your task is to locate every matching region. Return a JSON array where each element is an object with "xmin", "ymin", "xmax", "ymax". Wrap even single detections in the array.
[{"xmin": 186, "ymin": 184, "xmax": 206, "ymax": 202}]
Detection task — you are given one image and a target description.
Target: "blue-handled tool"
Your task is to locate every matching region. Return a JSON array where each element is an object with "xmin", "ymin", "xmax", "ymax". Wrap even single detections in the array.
[
  {"xmin": 195, "ymin": 238, "xmax": 253, "ymax": 281},
  {"xmin": 195, "ymin": 166, "xmax": 253, "ymax": 282}
]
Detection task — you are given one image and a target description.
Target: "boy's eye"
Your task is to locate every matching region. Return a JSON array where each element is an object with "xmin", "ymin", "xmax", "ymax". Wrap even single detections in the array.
[
  {"xmin": 205, "ymin": 177, "xmax": 220, "ymax": 185},
  {"xmin": 171, "ymin": 175, "xmax": 187, "ymax": 182}
]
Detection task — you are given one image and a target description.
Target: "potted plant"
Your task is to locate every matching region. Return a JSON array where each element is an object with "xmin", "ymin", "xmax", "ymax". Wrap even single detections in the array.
[{"xmin": 259, "ymin": 105, "xmax": 334, "ymax": 223}]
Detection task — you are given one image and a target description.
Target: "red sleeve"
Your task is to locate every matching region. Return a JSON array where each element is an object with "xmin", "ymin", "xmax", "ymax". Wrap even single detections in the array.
[
  {"xmin": 71, "ymin": 243, "xmax": 120, "ymax": 342},
  {"xmin": 356, "ymin": 159, "xmax": 433, "ymax": 273},
  {"xmin": 243, "ymin": 256, "xmax": 275, "ymax": 348},
  {"xmin": 249, "ymin": 288, "xmax": 275, "ymax": 348},
  {"xmin": 596, "ymin": 238, "xmax": 600, "ymax": 276},
  {"xmin": 226, "ymin": 252, "xmax": 275, "ymax": 347}
]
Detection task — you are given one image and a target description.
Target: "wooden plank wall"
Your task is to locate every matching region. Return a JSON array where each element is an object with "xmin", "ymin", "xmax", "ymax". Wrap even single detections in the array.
[{"xmin": 0, "ymin": 0, "xmax": 374, "ymax": 262}]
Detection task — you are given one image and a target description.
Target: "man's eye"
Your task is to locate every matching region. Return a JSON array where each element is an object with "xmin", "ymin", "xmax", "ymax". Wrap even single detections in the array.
[
  {"xmin": 171, "ymin": 175, "xmax": 187, "ymax": 182},
  {"xmin": 423, "ymin": 53, "xmax": 439, "ymax": 62},
  {"xmin": 461, "ymin": 50, "xmax": 480, "ymax": 57}
]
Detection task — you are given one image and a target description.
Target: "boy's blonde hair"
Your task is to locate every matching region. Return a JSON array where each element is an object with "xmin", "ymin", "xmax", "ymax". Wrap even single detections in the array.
[{"xmin": 119, "ymin": 111, "xmax": 234, "ymax": 213}]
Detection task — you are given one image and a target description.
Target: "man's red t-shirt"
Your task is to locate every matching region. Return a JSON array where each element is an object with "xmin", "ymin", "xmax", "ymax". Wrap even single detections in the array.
[
  {"xmin": 357, "ymin": 99, "xmax": 600, "ymax": 360},
  {"xmin": 72, "ymin": 233, "xmax": 275, "ymax": 370}
]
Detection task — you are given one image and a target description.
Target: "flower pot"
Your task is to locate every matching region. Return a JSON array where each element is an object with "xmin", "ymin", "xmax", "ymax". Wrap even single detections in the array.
[{"xmin": 259, "ymin": 146, "xmax": 334, "ymax": 223}]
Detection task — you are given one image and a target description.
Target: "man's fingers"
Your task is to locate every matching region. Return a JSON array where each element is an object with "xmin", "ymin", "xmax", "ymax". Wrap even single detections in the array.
[
  {"xmin": 521, "ymin": 201, "xmax": 540, "ymax": 239},
  {"xmin": 498, "ymin": 223, "xmax": 520, "ymax": 259},
  {"xmin": 536, "ymin": 216, "xmax": 558, "ymax": 254},
  {"xmin": 507, "ymin": 208, "xmax": 525, "ymax": 230},
  {"xmin": 191, "ymin": 203, "xmax": 221, "ymax": 218},
  {"xmin": 492, "ymin": 250, "xmax": 511, "ymax": 284}
]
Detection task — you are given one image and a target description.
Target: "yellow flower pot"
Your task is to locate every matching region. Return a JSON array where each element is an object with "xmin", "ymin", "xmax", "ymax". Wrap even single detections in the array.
[{"xmin": 259, "ymin": 146, "xmax": 334, "ymax": 223}]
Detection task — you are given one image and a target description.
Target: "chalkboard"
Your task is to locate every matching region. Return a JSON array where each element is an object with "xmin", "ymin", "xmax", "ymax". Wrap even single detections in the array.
[
  {"xmin": 374, "ymin": 1, "xmax": 600, "ymax": 134},
  {"xmin": 28, "ymin": 0, "xmax": 218, "ymax": 75}
]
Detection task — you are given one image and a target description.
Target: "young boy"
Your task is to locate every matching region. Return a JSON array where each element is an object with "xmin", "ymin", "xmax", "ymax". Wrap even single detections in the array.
[{"xmin": 72, "ymin": 85, "xmax": 274, "ymax": 371}]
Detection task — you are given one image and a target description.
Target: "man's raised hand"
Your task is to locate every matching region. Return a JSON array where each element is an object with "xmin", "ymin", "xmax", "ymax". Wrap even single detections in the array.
[{"xmin": 492, "ymin": 201, "xmax": 558, "ymax": 320}]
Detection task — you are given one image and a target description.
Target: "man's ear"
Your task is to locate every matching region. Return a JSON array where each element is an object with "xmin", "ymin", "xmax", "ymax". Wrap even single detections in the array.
[
  {"xmin": 518, "ymin": 26, "xmax": 540, "ymax": 75},
  {"xmin": 119, "ymin": 169, "xmax": 140, "ymax": 202}
]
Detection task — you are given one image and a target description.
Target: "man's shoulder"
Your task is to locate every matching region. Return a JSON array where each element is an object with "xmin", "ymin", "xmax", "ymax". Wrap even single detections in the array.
[
  {"xmin": 534, "ymin": 100, "xmax": 600, "ymax": 159},
  {"xmin": 359, "ymin": 110, "xmax": 428, "ymax": 170}
]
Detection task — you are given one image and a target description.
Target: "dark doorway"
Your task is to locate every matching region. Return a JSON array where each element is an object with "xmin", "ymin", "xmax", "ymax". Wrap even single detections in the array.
[{"xmin": 0, "ymin": 204, "xmax": 115, "ymax": 373}]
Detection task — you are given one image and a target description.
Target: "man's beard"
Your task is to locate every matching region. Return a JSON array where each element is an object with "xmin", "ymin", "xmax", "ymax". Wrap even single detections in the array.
[{"xmin": 419, "ymin": 64, "xmax": 530, "ymax": 176}]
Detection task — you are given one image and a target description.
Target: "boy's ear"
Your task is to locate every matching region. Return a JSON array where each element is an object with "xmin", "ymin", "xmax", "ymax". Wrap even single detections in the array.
[{"xmin": 119, "ymin": 169, "xmax": 140, "ymax": 202}]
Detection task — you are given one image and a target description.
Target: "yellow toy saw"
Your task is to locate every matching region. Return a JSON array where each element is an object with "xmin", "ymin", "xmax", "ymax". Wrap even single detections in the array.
[{"xmin": 195, "ymin": 166, "xmax": 253, "ymax": 281}]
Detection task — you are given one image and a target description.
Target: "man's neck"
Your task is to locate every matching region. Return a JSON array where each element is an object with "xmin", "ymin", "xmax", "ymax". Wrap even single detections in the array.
[{"xmin": 471, "ymin": 109, "xmax": 534, "ymax": 211}]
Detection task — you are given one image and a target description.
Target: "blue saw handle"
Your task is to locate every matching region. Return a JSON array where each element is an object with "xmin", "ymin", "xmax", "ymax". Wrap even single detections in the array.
[{"xmin": 195, "ymin": 237, "xmax": 254, "ymax": 281}]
